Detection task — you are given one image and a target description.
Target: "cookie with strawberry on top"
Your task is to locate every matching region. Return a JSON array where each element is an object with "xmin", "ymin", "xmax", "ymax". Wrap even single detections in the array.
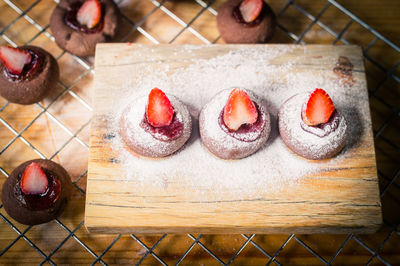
[
  {"xmin": 120, "ymin": 88, "xmax": 192, "ymax": 158},
  {"xmin": 278, "ymin": 88, "xmax": 348, "ymax": 160},
  {"xmin": 0, "ymin": 45, "xmax": 59, "ymax": 105},
  {"xmin": 199, "ymin": 88, "xmax": 271, "ymax": 160},
  {"xmin": 50, "ymin": 0, "xmax": 120, "ymax": 57},
  {"xmin": 217, "ymin": 0, "xmax": 276, "ymax": 43},
  {"xmin": 1, "ymin": 159, "xmax": 72, "ymax": 225}
]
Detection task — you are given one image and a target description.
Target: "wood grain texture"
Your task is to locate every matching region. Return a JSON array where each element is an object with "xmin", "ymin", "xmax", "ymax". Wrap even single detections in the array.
[{"xmin": 85, "ymin": 44, "xmax": 381, "ymax": 234}]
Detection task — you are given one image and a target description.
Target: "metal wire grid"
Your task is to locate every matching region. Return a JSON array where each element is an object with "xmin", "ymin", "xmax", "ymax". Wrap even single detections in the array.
[{"xmin": 0, "ymin": 0, "xmax": 398, "ymax": 264}]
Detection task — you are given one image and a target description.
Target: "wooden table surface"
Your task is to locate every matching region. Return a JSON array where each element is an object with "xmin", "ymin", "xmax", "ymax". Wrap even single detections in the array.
[{"xmin": 0, "ymin": 0, "xmax": 399, "ymax": 265}]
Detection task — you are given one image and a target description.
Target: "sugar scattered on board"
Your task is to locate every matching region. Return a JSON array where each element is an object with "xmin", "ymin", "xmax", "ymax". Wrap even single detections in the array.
[{"xmin": 106, "ymin": 45, "xmax": 369, "ymax": 201}]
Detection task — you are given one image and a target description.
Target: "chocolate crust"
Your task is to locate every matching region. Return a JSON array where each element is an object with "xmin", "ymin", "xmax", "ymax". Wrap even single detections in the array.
[
  {"xmin": 1, "ymin": 159, "xmax": 72, "ymax": 225},
  {"xmin": 216, "ymin": 0, "xmax": 276, "ymax": 44},
  {"xmin": 0, "ymin": 46, "xmax": 59, "ymax": 105},
  {"xmin": 50, "ymin": 0, "xmax": 120, "ymax": 57}
]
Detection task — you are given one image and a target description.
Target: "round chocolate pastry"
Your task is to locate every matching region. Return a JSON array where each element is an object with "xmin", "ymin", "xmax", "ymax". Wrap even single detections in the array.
[
  {"xmin": 216, "ymin": 0, "xmax": 276, "ymax": 43},
  {"xmin": 1, "ymin": 159, "xmax": 72, "ymax": 225},
  {"xmin": 50, "ymin": 0, "xmax": 120, "ymax": 57},
  {"xmin": 0, "ymin": 45, "xmax": 59, "ymax": 105},
  {"xmin": 199, "ymin": 88, "xmax": 271, "ymax": 160},
  {"xmin": 278, "ymin": 88, "xmax": 348, "ymax": 160},
  {"xmin": 120, "ymin": 88, "xmax": 192, "ymax": 158}
]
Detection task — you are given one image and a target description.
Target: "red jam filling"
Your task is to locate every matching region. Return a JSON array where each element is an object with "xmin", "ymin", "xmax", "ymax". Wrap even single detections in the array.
[
  {"xmin": 64, "ymin": 2, "xmax": 104, "ymax": 34},
  {"xmin": 140, "ymin": 113, "xmax": 184, "ymax": 142},
  {"xmin": 232, "ymin": 2, "xmax": 265, "ymax": 27},
  {"xmin": 219, "ymin": 103, "xmax": 265, "ymax": 142},
  {"xmin": 3, "ymin": 49, "xmax": 44, "ymax": 82},
  {"xmin": 300, "ymin": 110, "xmax": 340, "ymax": 137},
  {"xmin": 15, "ymin": 170, "xmax": 61, "ymax": 211}
]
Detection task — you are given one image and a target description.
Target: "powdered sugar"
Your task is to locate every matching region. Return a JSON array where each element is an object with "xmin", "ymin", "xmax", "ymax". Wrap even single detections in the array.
[{"xmin": 105, "ymin": 45, "xmax": 369, "ymax": 200}]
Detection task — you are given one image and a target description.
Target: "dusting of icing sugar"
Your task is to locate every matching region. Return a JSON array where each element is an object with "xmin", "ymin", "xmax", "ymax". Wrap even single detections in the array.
[{"xmin": 106, "ymin": 45, "xmax": 368, "ymax": 200}]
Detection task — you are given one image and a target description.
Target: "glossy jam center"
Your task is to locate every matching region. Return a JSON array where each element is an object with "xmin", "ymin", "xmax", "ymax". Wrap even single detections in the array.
[
  {"xmin": 232, "ymin": 2, "xmax": 265, "ymax": 27},
  {"xmin": 15, "ymin": 170, "xmax": 61, "ymax": 211},
  {"xmin": 64, "ymin": 2, "xmax": 104, "ymax": 34},
  {"xmin": 300, "ymin": 110, "xmax": 340, "ymax": 137},
  {"xmin": 219, "ymin": 103, "xmax": 265, "ymax": 142},
  {"xmin": 4, "ymin": 49, "xmax": 44, "ymax": 82},
  {"xmin": 140, "ymin": 113, "xmax": 184, "ymax": 142}
]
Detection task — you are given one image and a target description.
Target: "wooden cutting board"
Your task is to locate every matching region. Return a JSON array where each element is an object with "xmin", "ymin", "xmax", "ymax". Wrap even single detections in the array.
[{"xmin": 85, "ymin": 44, "xmax": 381, "ymax": 234}]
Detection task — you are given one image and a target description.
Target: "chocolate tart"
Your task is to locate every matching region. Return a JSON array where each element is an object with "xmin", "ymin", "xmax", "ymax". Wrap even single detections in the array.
[
  {"xmin": 0, "ymin": 46, "xmax": 59, "ymax": 105},
  {"xmin": 1, "ymin": 159, "xmax": 72, "ymax": 225},
  {"xmin": 278, "ymin": 92, "xmax": 348, "ymax": 160},
  {"xmin": 217, "ymin": 0, "xmax": 276, "ymax": 44},
  {"xmin": 120, "ymin": 94, "xmax": 192, "ymax": 158},
  {"xmin": 199, "ymin": 88, "xmax": 271, "ymax": 160},
  {"xmin": 50, "ymin": 0, "xmax": 120, "ymax": 57}
]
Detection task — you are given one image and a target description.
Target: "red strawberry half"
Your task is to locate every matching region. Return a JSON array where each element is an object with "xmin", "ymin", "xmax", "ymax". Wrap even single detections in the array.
[
  {"xmin": 0, "ymin": 46, "xmax": 32, "ymax": 75},
  {"xmin": 77, "ymin": 0, "xmax": 102, "ymax": 29},
  {"xmin": 146, "ymin": 88, "xmax": 174, "ymax": 128},
  {"xmin": 302, "ymin": 88, "xmax": 335, "ymax": 126},
  {"xmin": 239, "ymin": 0, "xmax": 263, "ymax": 23},
  {"xmin": 20, "ymin": 162, "xmax": 49, "ymax": 195},
  {"xmin": 223, "ymin": 88, "xmax": 258, "ymax": 131}
]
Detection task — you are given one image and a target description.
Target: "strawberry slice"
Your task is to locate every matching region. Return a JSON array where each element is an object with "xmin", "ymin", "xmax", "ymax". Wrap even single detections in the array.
[
  {"xmin": 239, "ymin": 0, "xmax": 263, "ymax": 23},
  {"xmin": 223, "ymin": 88, "xmax": 258, "ymax": 131},
  {"xmin": 77, "ymin": 0, "xmax": 102, "ymax": 29},
  {"xmin": 0, "ymin": 46, "xmax": 32, "ymax": 75},
  {"xmin": 146, "ymin": 88, "xmax": 174, "ymax": 128},
  {"xmin": 302, "ymin": 88, "xmax": 335, "ymax": 126},
  {"xmin": 20, "ymin": 162, "xmax": 49, "ymax": 195}
]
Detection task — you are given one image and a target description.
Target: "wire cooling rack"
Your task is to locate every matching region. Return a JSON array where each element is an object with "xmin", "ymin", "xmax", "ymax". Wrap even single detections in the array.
[{"xmin": 0, "ymin": 0, "xmax": 399, "ymax": 265}]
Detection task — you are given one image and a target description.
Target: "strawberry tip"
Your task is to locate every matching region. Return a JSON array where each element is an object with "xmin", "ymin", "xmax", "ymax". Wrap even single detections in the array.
[
  {"xmin": 302, "ymin": 88, "xmax": 335, "ymax": 126},
  {"xmin": 76, "ymin": 0, "xmax": 102, "ymax": 29},
  {"xmin": 0, "ymin": 46, "xmax": 32, "ymax": 75},
  {"xmin": 20, "ymin": 162, "xmax": 49, "ymax": 195},
  {"xmin": 239, "ymin": 0, "xmax": 263, "ymax": 23},
  {"xmin": 146, "ymin": 88, "xmax": 174, "ymax": 128},
  {"xmin": 223, "ymin": 88, "xmax": 258, "ymax": 131}
]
